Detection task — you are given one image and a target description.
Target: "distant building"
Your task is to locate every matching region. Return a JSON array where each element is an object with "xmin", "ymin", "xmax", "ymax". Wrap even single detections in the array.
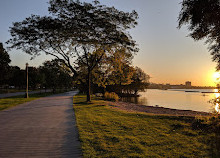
[{"xmin": 185, "ymin": 81, "xmax": 191, "ymax": 87}]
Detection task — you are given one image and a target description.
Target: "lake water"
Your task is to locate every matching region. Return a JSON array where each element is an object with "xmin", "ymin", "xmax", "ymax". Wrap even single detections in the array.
[{"xmin": 121, "ymin": 89, "xmax": 219, "ymax": 113}]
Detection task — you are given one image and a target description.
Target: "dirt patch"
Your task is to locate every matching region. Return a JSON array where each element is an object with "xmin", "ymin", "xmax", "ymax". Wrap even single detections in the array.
[{"xmin": 107, "ymin": 101, "xmax": 210, "ymax": 116}]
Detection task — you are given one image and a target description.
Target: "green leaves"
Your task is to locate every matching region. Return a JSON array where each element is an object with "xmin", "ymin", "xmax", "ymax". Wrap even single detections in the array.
[{"xmin": 7, "ymin": 0, "xmax": 138, "ymax": 75}]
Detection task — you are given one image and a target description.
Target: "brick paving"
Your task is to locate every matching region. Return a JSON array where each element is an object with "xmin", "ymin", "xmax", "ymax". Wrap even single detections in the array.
[{"xmin": 0, "ymin": 91, "xmax": 82, "ymax": 158}]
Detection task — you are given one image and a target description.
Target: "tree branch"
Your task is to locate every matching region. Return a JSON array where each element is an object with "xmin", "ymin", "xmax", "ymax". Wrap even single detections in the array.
[{"xmin": 82, "ymin": 46, "xmax": 89, "ymax": 67}]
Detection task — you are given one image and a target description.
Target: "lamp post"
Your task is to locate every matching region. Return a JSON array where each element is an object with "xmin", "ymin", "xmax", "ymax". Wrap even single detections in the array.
[{"xmin": 26, "ymin": 63, "xmax": 29, "ymax": 98}]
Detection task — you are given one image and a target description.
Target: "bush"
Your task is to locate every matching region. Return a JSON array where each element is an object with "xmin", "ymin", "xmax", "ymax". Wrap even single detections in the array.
[
  {"xmin": 192, "ymin": 115, "xmax": 220, "ymax": 132},
  {"xmin": 104, "ymin": 92, "xmax": 119, "ymax": 102}
]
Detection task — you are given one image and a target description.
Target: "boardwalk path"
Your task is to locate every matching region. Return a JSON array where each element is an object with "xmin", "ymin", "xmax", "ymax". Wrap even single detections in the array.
[{"xmin": 0, "ymin": 91, "xmax": 82, "ymax": 158}]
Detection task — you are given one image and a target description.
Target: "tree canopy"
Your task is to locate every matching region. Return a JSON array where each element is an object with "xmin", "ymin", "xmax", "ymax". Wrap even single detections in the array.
[
  {"xmin": 7, "ymin": 0, "xmax": 138, "ymax": 74},
  {"xmin": 7, "ymin": 0, "xmax": 139, "ymax": 101},
  {"xmin": 178, "ymin": 0, "xmax": 220, "ymax": 69}
]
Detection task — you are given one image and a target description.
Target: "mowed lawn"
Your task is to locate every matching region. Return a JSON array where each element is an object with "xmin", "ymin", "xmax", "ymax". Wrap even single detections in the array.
[
  {"xmin": 73, "ymin": 95, "xmax": 217, "ymax": 158},
  {"xmin": 0, "ymin": 92, "xmax": 55, "ymax": 111}
]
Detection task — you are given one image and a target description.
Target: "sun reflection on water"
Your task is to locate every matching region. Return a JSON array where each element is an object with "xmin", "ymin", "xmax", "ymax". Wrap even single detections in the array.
[{"xmin": 214, "ymin": 89, "xmax": 220, "ymax": 112}]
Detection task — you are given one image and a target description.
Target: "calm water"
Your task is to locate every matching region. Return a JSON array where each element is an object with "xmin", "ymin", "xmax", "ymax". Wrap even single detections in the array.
[{"xmin": 121, "ymin": 89, "xmax": 219, "ymax": 112}]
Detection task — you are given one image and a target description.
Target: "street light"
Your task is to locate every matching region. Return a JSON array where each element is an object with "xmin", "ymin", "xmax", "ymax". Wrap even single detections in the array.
[{"xmin": 26, "ymin": 63, "xmax": 29, "ymax": 98}]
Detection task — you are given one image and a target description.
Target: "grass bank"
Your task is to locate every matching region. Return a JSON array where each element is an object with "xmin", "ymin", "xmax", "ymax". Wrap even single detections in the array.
[
  {"xmin": 73, "ymin": 95, "xmax": 217, "ymax": 158},
  {"xmin": 0, "ymin": 92, "xmax": 57, "ymax": 111}
]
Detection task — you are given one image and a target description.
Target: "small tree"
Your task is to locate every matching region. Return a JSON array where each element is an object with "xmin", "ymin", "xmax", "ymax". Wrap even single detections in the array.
[
  {"xmin": 7, "ymin": 0, "xmax": 138, "ymax": 101},
  {"xmin": 130, "ymin": 67, "xmax": 150, "ymax": 96}
]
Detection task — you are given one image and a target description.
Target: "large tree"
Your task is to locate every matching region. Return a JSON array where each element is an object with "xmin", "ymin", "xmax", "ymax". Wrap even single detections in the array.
[
  {"xmin": 0, "ymin": 42, "xmax": 11, "ymax": 85},
  {"xmin": 178, "ymin": 0, "xmax": 220, "ymax": 69},
  {"xmin": 7, "ymin": 0, "xmax": 138, "ymax": 101}
]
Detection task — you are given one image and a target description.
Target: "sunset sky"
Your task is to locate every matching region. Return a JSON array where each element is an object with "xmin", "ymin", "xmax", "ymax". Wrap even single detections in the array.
[{"xmin": 0, "ymin": 0, "xmax": 217, "ymax": 86}]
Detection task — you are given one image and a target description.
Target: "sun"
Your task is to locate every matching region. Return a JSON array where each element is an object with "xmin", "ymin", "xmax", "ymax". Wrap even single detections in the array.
[{"xmin": 213, "ymin": 72, "xmax": 220, "ymax": 82}]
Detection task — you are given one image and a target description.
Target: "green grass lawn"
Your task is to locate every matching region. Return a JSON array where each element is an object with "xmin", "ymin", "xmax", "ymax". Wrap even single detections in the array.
[
  {"xmin": 0, "ymin": 92, "xmax": 56, "ymax": 111},
  {"xmin": 73, "ymin": 95, "xmax": 217, "ymax": 158}
]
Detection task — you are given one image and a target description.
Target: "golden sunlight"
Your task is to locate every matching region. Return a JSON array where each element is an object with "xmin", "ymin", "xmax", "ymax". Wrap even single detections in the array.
[
  {"xmin": 214, "ymin": 91, "xmax": 220, "ymax": 112},
  {"xmin": 213, "ymin": 72, "xmax": 220, "ymax": 82}
]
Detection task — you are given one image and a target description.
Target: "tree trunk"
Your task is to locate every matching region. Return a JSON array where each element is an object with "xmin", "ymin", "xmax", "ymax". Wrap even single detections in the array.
[
  {"xmin": 134, "ymin": 90, "xmax": 138, "ymax": 96},
  {"xmin": 87, "ymin": 71, "xmax": 91, "ymax": 102}
]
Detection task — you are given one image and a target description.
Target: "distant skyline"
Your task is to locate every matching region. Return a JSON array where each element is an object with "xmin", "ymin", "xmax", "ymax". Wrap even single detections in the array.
[{"xmin": 0, "ymin": 0, "xmax": 217, "ymax": 86}]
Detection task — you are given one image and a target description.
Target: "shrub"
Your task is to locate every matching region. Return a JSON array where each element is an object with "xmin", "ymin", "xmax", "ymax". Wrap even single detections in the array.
[
  {"xmin": 104, "ymin": 92, "xmax": 119, "ymax": 102},
  {"xmin": 192, "ymin": 115, "xmax": 220, "ymax": 132}
]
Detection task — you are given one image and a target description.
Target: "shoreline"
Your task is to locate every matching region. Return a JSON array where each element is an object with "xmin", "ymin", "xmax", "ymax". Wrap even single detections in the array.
[{"xmin": 107, "ymin": 101, "xmax": 211, "ymax": 116}]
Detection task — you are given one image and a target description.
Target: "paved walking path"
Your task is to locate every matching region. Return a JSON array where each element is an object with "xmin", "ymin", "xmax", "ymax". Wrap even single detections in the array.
[
  {"xmin": 0, "ymin": 91, "xmax": 82, "ymax": 158},
  {"xmin": 0, "ymin": 90, "xmax": 51, "ymax": 98}
]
